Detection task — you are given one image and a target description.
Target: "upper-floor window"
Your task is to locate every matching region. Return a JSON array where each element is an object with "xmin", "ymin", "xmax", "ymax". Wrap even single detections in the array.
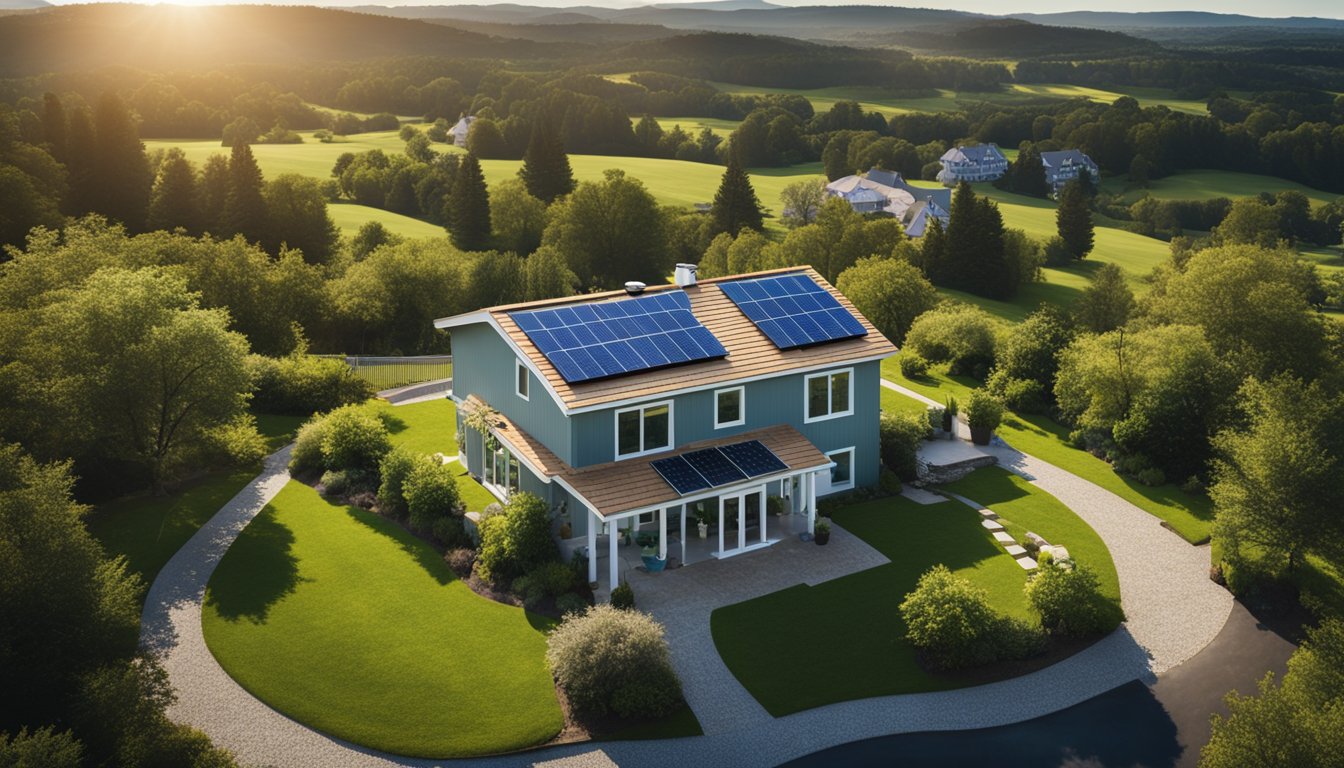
[
  {"xmin": 515, "ymin": 359, "xmax": 529, "ymax": 401},
  {"xmin": 714, "ymin": 386, "xmax": 745, "ymax": 429},
  {"xmin": 615, "ymin": 401, "xmax": 673, "ymax": 459},
  {"xmin": 804, "ymin": 369, "xmax": 853, "ymax": 423}
]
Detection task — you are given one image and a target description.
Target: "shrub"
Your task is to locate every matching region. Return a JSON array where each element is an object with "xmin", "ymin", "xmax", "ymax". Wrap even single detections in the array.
[
  {"xmin": 444, "ymin": 547, "xmax": 475, "ymax": 578},
  {"xmin": 319, "ymin": 470, "xmax": 350, "ymax": 497},
  {"xmin": 376, "ymin": 446, "xmax": 418, "ymax": 518},
  {"xmin": 404, "ymin": 458, "xmax": 461, "ymax": 531},
  {"xmin": 477, "ymin": 492, "xmax": 558, "ymax": 581},
  {"xmin": 288, "ymin": 416, "xmax": 329, "ymax": 475},
  {"xmin": 248, "ymin": 354, "xmax": 373, "ymax": 416},
  {"xmin": 556, "ymin": 593, "xmax": 590, "ymax": 616},
  {"xmin": 904, "ymin": 304, "xmax": 999, "ymax": 378},
  {"xmin": 207, "ymin": 414, "xmax": 268, "ymax": 467},
  {"xmin": 965, "ymin": 389, "xmax": 1005, "ymax": 432},
  {"xmin": 546, "ymin": 605, "xmax": 682, "ymax": 719},
  {"xmin": 988, "ymin": 372, "xmax": 1047, "ymax": 414},
  {"xmin": 320, "ymin": 405, "xmax": 391, "ymax": 473},
  {"xmin": 431, "ymin": 516, "xmax": 470, "ymax": 549},
  {"xmin": 899, "ymin": 352, "xmax": 929, "ymax": 379},
  {"xmin": 1026, "ymin": 563, "xmax": 1115, "ymax": 636},
  {"xmin": 1136, "ymin": 467, "xmax": 1167, "ymax": 487},
  {"xmin": 1042, "ymin": 235, "xmax": 1072, "ymax": 267},
  {"xmin": 532, "ymin": 561, "xmax": 577, "ymax": 597},
  {"xmin": 900, "ymin": 565, "xmax": 1044, "ymax": 670},
  {"xmin": 880, "ymin": 412, "xmax": 928, "ymax": 481},
  {"xmin": 610, "ymin": 581, "xmax": 635, "ymax": 610}
]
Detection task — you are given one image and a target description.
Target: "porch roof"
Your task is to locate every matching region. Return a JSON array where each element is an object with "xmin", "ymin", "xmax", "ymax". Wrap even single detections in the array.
[{"xmin": 459, "ymin": 395, "xmax": 569, "ymax": 479}]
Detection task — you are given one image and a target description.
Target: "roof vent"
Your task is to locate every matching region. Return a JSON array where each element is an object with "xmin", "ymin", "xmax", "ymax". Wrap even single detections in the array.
[
  {"xmin": 624, "ymin": 281, "xmax": 646, "ymax": 295},
  {"xmin": 674, "ymin": 263, "xmax": 698, "ymax": 288}
]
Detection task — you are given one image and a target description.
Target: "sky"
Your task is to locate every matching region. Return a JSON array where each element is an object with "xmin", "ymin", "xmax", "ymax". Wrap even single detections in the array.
[{"xmin": 39, "ymin": 0, "xmax": 1344, "ymax": 20}]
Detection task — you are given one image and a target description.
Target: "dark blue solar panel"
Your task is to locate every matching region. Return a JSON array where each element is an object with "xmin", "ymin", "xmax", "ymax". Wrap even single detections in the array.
[
  {"xmin": 720, "ymin": 274, "xmax": 868, "ymax": 350},
  {"xmin": 508, "ymin": 290, "xmax": 727, "ymax": 383},
  {"xmin": 683, "ymin": 448, "xmax": 747, "ymax": 486},
  {"xmin": 719, "ymin": 440, "xmax": 788, "ymax": 478},
  {"xmin": 651, "ymin": 456, "xmax": 710, "ymax": 495}
]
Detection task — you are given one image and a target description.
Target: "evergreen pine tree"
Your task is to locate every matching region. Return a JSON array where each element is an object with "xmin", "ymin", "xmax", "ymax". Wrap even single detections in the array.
[
  {"xmin": 40, "ymin": 92, "xmax": 66, "ymax": 163},
  {"xmin": 1056, "ymin": 178, "xmax": 1095, "ymax": 259},
  {"xmin": 448, "ymin": 153, "xmax": 492, "ymax": 251},
  {"xmin": 710, "ymin": 153, "xmax": 765, "ymax": 236},
  {"xmin": 973, "ymin": 196, "xmax": 1013, "ymax": 299},
  {"xmin": 62, "ymin": 107, "xmax": 98, "ymax": 217},
  {"xmin": 1011, "ymin": 146, "xmax": 1050, "ymax": 198},
  {"xmin": 198, "ymin": 154, "xmax": 230, "ymax": 235},
  {"xmin": 91, "ymin": 91, "xmax": 151, "ymax": 230},
  {"xmin": 147, "ymin": 148, "xmax": 202, "ymax": 234},
  {"xmin": 942, "ymin": 181, "xmax": 979, "ymax": 290},
  {"xmin": 634, "ymin": 114, "xmax": 663, "ymax": 153},
  {"xmin": 919, "ymin": 217, "xmax": 948, "ymax": 284},
  {"xmin": 518, "ymin": 119, "xmax": 575, "ymax": 203},
  {"xmin": 222, "ymin": 141, "xmax": 269, "ymax": 246}
]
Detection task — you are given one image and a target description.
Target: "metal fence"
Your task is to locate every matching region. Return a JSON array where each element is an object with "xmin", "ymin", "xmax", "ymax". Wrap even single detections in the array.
[{"xmin": 312, "ymin": 355, "xmax": 453, "ymax": 391}]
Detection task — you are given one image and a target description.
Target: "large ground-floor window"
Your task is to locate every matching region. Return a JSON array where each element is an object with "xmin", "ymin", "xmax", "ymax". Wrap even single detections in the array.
[{"xmin": 482, "ymin": 438, "xmax": 521, "ymax": 497}]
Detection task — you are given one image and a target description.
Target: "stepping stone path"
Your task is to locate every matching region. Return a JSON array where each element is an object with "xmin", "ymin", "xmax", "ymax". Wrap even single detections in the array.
[
  {"xmin": 993, "ymin": 531, "xmax": 1016, "ymax": 544},
  {"xmin": 1004, "ymin": 544, "xmax": 1027, "ymax": 557},
  {"xmin": 1016, "ymin": 556, "xmax": 1039, "ymax": 570},
  {"xmin": 942, "ymin": 492, "xmax": 1054, "ymax": 572},
  {"xmin": 981, "ymin": 519, "xmax": 1005, "ymax": 532}
]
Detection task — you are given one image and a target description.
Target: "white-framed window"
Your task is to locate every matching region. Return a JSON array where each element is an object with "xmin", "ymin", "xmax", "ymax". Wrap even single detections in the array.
[
  {"xmin": 482, "ymin": 439, "xmax": 521, "ymax": 497},
  {"xmin": 804, "ymin": 368, "xmax": 853, "ymax": 423},
  {"xmin": 826, "ymin": 447, "xmax": 855, "ymax": 492},
  {"xmin": 714, "ymin": 386, "xmax": 745, "ymax": 429},
  {"xmin": 515, "ymin": 359, "xmax": 529, "ymax": 401},
  {"xmin": 614, "ymin": 400, "xmax": 673, "ymax": 459}
]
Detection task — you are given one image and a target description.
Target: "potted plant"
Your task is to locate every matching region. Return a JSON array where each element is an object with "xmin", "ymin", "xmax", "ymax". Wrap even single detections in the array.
[
  {"xmin": 767, "ymin": 495, "xmax": 786, "ymax": 517},
  {"xmin": 927, "ymin": 406, "xmax": 946, "ymax": 438},
  {"xmin": 965, "ymin": 388, "xmax": 1004, "ymax": 446},
  {"xmin": 942, "ymin": 396, "xmax": 959, "ymax": 439},
  {"xmin": 640, "ymin": 544, "xmax": 667, "ymax": 573},
  {"xmin": 695, "ymin": 505, "xmax": 709, "ymax": 539},
  {"xmin": 814, "ymin": 518, "xmax": 831, "ymax": 545}
]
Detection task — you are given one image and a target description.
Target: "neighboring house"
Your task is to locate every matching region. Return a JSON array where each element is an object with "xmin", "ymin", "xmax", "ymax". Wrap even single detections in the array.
[
  {"xmin": 435, "ymin": 265, "xmax": 897, "ymax": 592},
  {"xmin": 937, "ymin": 143, "xmax": 1008, "ymax": 185},
  {"xmin": 824, "ymin": 168, "xmax": 952, "ymax": 237},
  {"xmin": 450, "ymin": 114, "xmax": 476, "ymax": 147},
  {"xmin": 1040, "ymin": 149, "xmax": 1100, "ymax": 196}
]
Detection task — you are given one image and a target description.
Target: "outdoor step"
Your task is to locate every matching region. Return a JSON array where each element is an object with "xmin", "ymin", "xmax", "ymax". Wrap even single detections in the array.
[
  {"xmin": 1004, "ymin": 544, "xmax": 1027, "ymax": 557},
  {"xmin": 977, "ymin": 509, "xmax": 998, "ymax": 520},
  {"xmin": 980, "ymin": 519, "xmax": 1004, "ymax": 532},
  {"xmin": 1016, "ymin": 556, "xmax": 1039, "ymax": 570},
  {"xmin": 992, "ymin": 531, "xmax": 1015, "ymax": 544}
]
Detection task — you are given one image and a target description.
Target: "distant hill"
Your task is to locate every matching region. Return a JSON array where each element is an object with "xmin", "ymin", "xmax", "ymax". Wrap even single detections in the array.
[
  {"xmin": 894, "ymin": 19, "xmax": 1160, "ymax": 58},
  {"xmin": 0, "ymin": 0, "xmax": 49, "ymax": 8},
  {"xmin": 1009, "ymin": 10, "xmax": 1344, "ymax": 31},
  {"xmin": 0, "ymin": 4, "xmax": 555, "ymax": 76},
  {"xmin": 649, "ymin": 0, "xmax": 781, "ymax": 10}
]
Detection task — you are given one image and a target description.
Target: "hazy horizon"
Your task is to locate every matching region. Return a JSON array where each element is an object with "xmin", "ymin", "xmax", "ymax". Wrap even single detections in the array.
[{"xmin": 32, "ymin": 0, "xmax": 1344, "ymax": 21}]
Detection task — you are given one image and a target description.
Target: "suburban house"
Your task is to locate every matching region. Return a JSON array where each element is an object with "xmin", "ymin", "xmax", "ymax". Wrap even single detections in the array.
[
  {"xmin": 450, "ymin": 114, "xmax": 476, "ymax": 147},
  {"xmin": 1040, "ymin": 149, "xmax": 1100, "ymax": 195},
  {"xmin": 824, "ymin": 168, "xmax": 952, "ymax": 237},
  {"xmin": 937, "ymin": 143, "xmax": 1009, "ymax": 184},
  {"xmin": 434, "ymin": 265, "xmax": 897, "ymax": 592}
]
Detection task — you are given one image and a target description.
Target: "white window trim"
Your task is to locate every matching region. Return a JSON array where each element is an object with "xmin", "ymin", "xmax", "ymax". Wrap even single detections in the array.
[
  {"xmin": 713, "ymin": 386, "xmax": 746, "ymax": 429},
  {"xmin": 613, "ymin": 399, "xmax": 675, "ymax": 460},
  {"xmin": 515, "ymin": 359, "xmax": 529, "ymax": 401},
  {"xmin": 825, "ymin": 447, "xmax": 856, "ymax": 493},
  {"xmin": 481, "ymin": 441, "xmax": 518, "ymax": 501},
  {"xmin": 803, "ymin": 368, "xmax": 855, "ymax": 424}
]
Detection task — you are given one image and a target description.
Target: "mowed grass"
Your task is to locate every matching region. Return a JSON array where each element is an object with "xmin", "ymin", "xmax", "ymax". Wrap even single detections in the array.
[
  {"xmin": 711, "ymin": 492, "xmax": 1032, "ymax": 715},
  {"xmin": 881, "ymin": 360, "xmax": 1214, "ymax": 543},
  {"xmin": 1101, "ymin": 169, "xmax": 1337, "ymax": 207},
  {"xmin": 327, "ymin": 201, "xmax": 445, "ymax": 239},
  {"xmin": 202, "ymin": 481, "xmax": 563, "ymax": 757},
  {"xmin": 639, "ymin": 115, "xmax": 741, "ymax": 138},
  {"xmin": 144, "ymin": 129, "xmax": 412, "ymax": 179}
]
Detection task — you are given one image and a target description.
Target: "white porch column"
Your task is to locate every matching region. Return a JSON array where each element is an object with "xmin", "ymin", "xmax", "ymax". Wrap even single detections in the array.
[
  {"xmin": 737, "ymin": 496, "xmax": 746, "ymax": 551},
  {"xmin": 759, "ymin": 487, "xmax": 767, "ymax": 544},
  {"xmin": 718, "ymin": 497, "xmax": 725, "ymax": 556},
  {"xmin": 807, "ymin": 471, "xmax": 817, "ymax": 535},
  {"xmin": 679, "ymin": 505, "xmax": 686, "ymax": 565},
  {"xmin": 608, "ymin": 517, "xmax": 619, "ymax": 594},
  {"xmin": 587, "ymin": 508, "xmax": 598, "ymax": 584},
  {"xmin": 658, "ymin": 507, "xmax": 667, "ymax": 560}
]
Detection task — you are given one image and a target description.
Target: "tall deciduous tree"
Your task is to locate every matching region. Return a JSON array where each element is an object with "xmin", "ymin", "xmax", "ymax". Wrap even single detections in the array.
[
  {"xmin": 541, "ymin": 169, "xmax": 667, "ymax": 289},
  {"xmin": 710, "ymin": 153, "xmax": 765, "ymax": 236},
  {"xmin": 222, "ymin": 142, "xmax": 269, "ymax": 247},
  {"xmin": 0, "ymin": 108, "xmax": 66, "ymax": 249},
  {"xmin": 524, "ymin": 246, "xmax": 578, "ymax": 302},
  {"xmin": 835, "ymin": 256, "xmax": 939, "ymax": 345},
  {"xmin": 519, "ymin": 119, "xmax": 575, "ymax": 204},
  {"xmin": 263, "ymin": 173, "xmax": 337, "ymax": 264},
  {"xmin": 1072, "ymin": 262, "xmax": 1135, "ymax": 333},
  {"xmin": 447, "ymin": 153, "xmax": 492, "ymax": 251},
  {"xmin": 1211, "ymin": 376, "xmax": 1344, "ymax": 575},
  {"xmin": 91, "ymin": 92, "xmax": 151, "ymax": 231},
  {"xmin": 147, "ymin": 148, "xmax": 201, "ymax": 234},
  {"xmin": 779, "ymin": 178, "xmax": 827, "ymax": 228},
  {"xmin": 1056, "ymin": 178, "xmax": 1095, "ymax": 259},
  {"xmin": 491, "ymin": 178, "xmax": 546, "ymax": 255}
]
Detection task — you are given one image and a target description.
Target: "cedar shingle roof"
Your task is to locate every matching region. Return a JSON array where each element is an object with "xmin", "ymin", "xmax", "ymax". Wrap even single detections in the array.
[
  {"xmin": 448, "ymin": 266, "xmax": 897, "ymax": 412},
  {"xmin": 460, "ymin": 395, "xmax": 568, "ymax": 478}
]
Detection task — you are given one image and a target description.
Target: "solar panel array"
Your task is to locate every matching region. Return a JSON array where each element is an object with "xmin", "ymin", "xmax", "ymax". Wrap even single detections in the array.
[
  {"xmin": 508, "ymin": 291, "xmax": 727, "ymax": 384},
  {"xmin": 718, "ymin": 274, "xmax": 868, "ymax": 350},
  {"xmin": 651, "ymin": 440, "xmax": 789, "ymax": 496}
]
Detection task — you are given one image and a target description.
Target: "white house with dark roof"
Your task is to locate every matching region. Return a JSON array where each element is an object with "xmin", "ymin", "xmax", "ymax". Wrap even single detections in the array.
[
  {"xmin": 1040, "ymin": 149, "xmax": 1100, "ymax": 196},
  {"xmin": 433, "ymin": 265, "xmax": 896, "ymax": 594},
  {"xmin": 450, "ymin": 114, "xmax": 476, "ymax": 147},
  {"xmin": 824, "ymin": 168, "xmax": 951, "ymax": 237},
  {"xmin": 937, "ymin": 143, "xmax": 1009, "ymax": 184}
]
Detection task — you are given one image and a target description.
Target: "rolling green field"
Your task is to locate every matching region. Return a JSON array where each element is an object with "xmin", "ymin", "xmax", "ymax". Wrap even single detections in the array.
[
  {"xmin": 145, "ymin": 129, "xmax": 411, "ymax": 178},
  {"xmin": 327, "ymin": 202, "xmax": 444, "ymax": 238},
  {"xmin": 639, "ymin": 115, "xmax": 741, "ymax": 138},
  {"xmin": 1101, "ymin": 169, "xmax": 1337, "ymax": 207}
]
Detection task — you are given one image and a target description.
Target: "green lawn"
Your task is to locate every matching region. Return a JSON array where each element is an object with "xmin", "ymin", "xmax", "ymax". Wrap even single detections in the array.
[
  {"xmin": 881, "ymin": 385, "xmax": 932, "ymax": 418},
  {"xmin": 254, "ymin": 412, "xmax": 305, "ymax": 451},
  {"xmin": 144, "ymin": 129, "xmax": 413, "ymax": 179},
  {"xmin": 88, "ymin": 469, "xmax": 257, "ymax": 587},
  {"xmin": 712, "ymin": 492, "xmax": 1031, "ymax": 715},
  {"xmin": 1100, "ymin": 169, "xmax": 1337, "ymax": 207},
  {"xmin": 364, "ymin": 397, "xmax": 457, "ymax": 456},
  {"xmin": 202, "ymin": 480, "xmax": 564, "ymax": 757},
  {"xmin": 881, "ymin": 360, "xmax": 1215, "ymax": 543},
  {"xmin": 448, "ymin": 459, "xmax": 498, "ymax": 514},
  {"xmin": 327, "ymin": 201, "xmax": 446, "ymax": 239},
  {"xmin": 639, "ymin": 115, "xmax": 741, "ymax": 138}
]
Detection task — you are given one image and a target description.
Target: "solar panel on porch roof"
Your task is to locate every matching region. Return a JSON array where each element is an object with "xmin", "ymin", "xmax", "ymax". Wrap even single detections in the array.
[
  {"xmin": 650, "ymin": 439, "xmax": 789, "ymax": 496},
  {"xmin": 718, "ymin": 273, "xmax": 868, "ymax": 350},
  {"xmin": 508, "ymin": 290, "xmax": 727, "ymax": 384}
]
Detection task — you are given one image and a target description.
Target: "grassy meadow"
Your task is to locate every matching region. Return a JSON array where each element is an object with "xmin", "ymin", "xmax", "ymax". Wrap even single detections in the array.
[{"xmin": 1101, "ymin": 169, "xmax": 1338, "ymax": 207}]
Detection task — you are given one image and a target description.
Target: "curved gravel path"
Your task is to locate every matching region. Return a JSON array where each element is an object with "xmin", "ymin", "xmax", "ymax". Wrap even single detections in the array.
[{"xmin": 143, "ymin": 383, "xmax": 1232, "ymax": 768}]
